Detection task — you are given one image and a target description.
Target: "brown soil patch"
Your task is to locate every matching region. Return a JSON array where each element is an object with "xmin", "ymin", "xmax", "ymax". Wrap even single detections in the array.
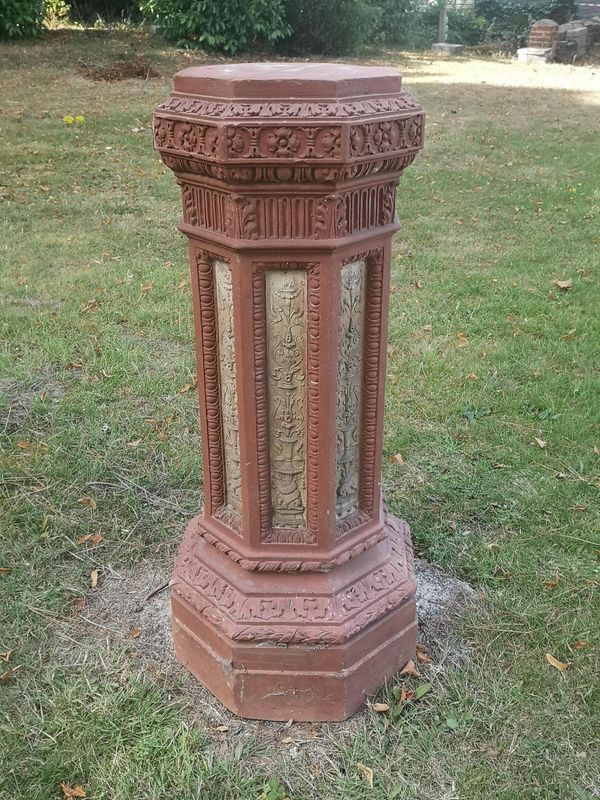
[
  {"xmin": 59, "ymin": 556, "xmax": 478, "ymax": 773},
  {"xmin": 79, "ymin": 56, "xmax": 160, "ymax": 82}
]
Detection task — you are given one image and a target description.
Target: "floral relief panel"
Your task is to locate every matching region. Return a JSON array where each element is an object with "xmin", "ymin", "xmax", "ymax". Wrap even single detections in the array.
[
  {"xmin": 266, "ymin": 270, "xmax": 307, "ymax": 529},
  {"xmin": 336, "ymin": 260, "xmax": 366, "ymax": 520},
  {"xmin": 214, "ymin": 260, "xmax": 242, "ymax": 514}
]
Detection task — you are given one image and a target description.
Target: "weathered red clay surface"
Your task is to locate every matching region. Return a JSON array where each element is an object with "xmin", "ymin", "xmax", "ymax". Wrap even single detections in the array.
[{"xmin": 153, "ymin": 63, "xmax": 424, "ymax": 721}]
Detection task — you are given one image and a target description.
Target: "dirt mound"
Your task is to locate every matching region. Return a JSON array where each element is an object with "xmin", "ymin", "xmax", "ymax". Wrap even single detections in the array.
[{"xmin": 79, "ymin": 56, "xmax": 160, "ymax": 82}]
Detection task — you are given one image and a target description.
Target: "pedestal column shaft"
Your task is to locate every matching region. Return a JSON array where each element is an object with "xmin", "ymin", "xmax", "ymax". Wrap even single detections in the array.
[{"xmin": 154, "ymin": 63, "xmax": 424, "ymax": 720}]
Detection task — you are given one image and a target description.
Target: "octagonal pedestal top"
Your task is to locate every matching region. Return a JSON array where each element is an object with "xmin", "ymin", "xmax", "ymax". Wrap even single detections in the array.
[{"xmin": 173, "ymin": 62, "xmax": 402, "ymax": 99}]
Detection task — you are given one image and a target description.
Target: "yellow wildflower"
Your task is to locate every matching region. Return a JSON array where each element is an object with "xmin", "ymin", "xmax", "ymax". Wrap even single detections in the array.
[
  {"xmin": 75, "ymin": 115, "xmax": 85, "ymax": 124},
  {"xmin": 63, "ymin": 115, "xmax": 75, "ymax": 125}
]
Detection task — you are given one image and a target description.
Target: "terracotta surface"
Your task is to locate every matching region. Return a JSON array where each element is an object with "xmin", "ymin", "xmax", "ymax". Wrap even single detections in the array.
[{"xmin": 153, "ymin": 63, "xmax": 425, "ymax": 721}]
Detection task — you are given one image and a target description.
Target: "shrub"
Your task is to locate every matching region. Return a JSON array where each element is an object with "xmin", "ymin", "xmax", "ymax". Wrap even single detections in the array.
[
  {"xmin": 139, "ymin": 0, "xmax": 289, "ymax": 53},
  {"xmin": 280, "ymin": 0, "xmax": 382, "ymax": 55},
  {"xmin": 0, "ymin": 0, "xmax": 45, "ymax": 38}
]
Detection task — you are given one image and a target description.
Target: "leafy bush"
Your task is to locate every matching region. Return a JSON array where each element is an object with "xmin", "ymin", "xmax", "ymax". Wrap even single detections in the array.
[
  {"xmin": 373, "ymin": 0, "xmax": 419, "ymax": 47},
  {"xmin": 139, "ymin": 0, "xmax": 289, "ymax": 53},
  {"xmin": 280, "ymin": 0, "xmax": 381, "ymax": 55},
  {"xmin": 474, "ymin": 0, "xmax": 577, "ymax": 42},
  {"xmin": 0, "ymin": 0, "xmax": 45, "ymax": 37}
]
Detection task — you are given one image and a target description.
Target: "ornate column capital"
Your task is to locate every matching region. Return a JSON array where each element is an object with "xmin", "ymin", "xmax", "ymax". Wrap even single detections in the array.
[{"xmin": 154, "ymin": 63, "xmax": 424, "ymax": 245}]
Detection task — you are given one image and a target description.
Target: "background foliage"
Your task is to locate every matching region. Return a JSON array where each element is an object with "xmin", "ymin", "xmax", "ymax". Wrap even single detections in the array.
[
  {"xmin": 0, "ymin": 0, "xmax": 581, "ymax": 48},
  {"xmin": 0, "ymin": 0, "xmax": 45, "ymax": 38},
  {"xmin": 138, "ymin": 0, "xmax": 288, "ymax": 53}
]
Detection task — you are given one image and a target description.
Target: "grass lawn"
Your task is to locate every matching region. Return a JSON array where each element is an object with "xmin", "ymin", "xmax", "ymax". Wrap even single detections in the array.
[{"xmin": 1, "ymin": 29, "xmax": 599, "ymax": 800}]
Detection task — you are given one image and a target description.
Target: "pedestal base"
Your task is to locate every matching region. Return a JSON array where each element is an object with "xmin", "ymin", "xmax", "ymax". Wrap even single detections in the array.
[{"xmin": 170, "ymin": 512, "xmax": 417, "ymax": 721}]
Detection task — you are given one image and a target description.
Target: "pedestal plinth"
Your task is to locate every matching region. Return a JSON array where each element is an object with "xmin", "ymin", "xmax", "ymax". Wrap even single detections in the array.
[{"xmin": 153, "ymin": 63, "xmax": 425, "ymax": 721}]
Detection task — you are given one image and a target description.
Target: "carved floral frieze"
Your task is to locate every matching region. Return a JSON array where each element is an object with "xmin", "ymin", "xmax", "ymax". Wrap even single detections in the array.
[
  {"xmin": 156, "ymin": 93, "xmax": 422, "ymax": 120},
  {"xmin": 153, "ymin": 111, "xmax": 424, "ymax": 165}
]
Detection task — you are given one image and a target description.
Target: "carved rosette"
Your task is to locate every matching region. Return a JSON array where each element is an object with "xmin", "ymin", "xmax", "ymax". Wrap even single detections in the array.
[{"xmin": 155, "ymin": 65, "xmax": 424, "ymax": 574}]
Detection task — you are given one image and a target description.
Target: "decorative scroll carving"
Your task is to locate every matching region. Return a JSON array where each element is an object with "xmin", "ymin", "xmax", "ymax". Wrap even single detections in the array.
[
  {"xmin": 156, "ymin": 94, "xmax": 422, "ymax": 120},
  {"xmin": 358, "ymin": 249, "xmax": 385, "ymax": 515},
  {"xmin": 214, "ymin": 261, "xmax": 242, "ymax": 515},
  {"xmin": 266, "ymin": 270, "xmax": 307, "ymax": 531},
  {"xmin": 251, "ymin": 270, "xmax": 272, "ymax": 540},
  {"xmin": 172, "ymin": 513, "xmax": 413, "ymax": 643},
  {"xmin": 336, "ymin": 260, "xmax": 366, "ymax": 520},
  {"xmin": 305, "ymin": 265, "xmax": 320, "ymax": 541},
  {"xmin": 193, "ymin": 250, "xmax": 225, "ymax": 514}
]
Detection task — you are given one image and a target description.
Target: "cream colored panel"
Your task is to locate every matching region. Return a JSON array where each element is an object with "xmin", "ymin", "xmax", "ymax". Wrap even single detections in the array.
[
  {"xmin": 215, "ymin": 260, "xmax": 242, "ymax": 514},
  {"xmin": 336, "ymin": 260, "xmax": 366, "ymax": 519},
  {"xmin": 266, "ymin": 270, "xmax": 307, "ymax": 528}
]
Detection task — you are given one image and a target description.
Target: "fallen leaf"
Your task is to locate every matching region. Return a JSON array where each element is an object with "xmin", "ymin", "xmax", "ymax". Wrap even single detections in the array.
[
  {"xmin": 78, "ymin": 497, "xmax": 97, "ymax": 510},
  {"xmin": 0, "ymin": 568, "xmax": 11, "ymax": 576},
  {"xmin": 414, "ymin": 280, "xmax": 423, "ymax": 289},
  {"xmin": 543, "ymin": 571, "xmax": 560, "ymax": 590},
  {"xmin": 0, "ymin": 650, "xmax": 11, "ymax": 662},
  {"xmin": 127, "ymin": 439, "xmax": 142, "ymax": 448},
  {"xmin": 457, "ymin": 332, "xmax": 468, "ymax": 347},
  {"xmin": 140, "ymin": 282, "xmax": 155, "ymax": 292},
  {"xmin": 398, "ymin": 685, "xmax": 415, "ymax": 703},
  {"xmin": 90, "ymin": 569, "xmax": 99, "ymax": 589},
  {"xmin": 422, "ymin": 323, "xmax": 432, "ymax": 332},
  {"xmin": 492, "ymin": 463, "xmax": 506, "ymax": 470},
  {"xmin": 372, "ymin": 702, "xmax": 389, "ymax": 712},
  {"xmin": 416, "ymin": 644, "xmax": 434, "ymax": 664},
  {"xmin": 72, "ymin": 597, "xmax": 86, "ymax": 609},
  {"xmin": 356, "ymin": 762, "xmax": 374, "ymax": 789},
  {"xmin": 60, "ymin": 784, "xmax": 86, "ymax": 798},
  {"xmin": 130, "ymin": 627, "xmax": 141, "ymax": 639},
  {"xmin": 281, "ymin": 735, "xmax": 295, "ymax": 744},
  {"xmin": 574, "ymin": 504, "xmax": 587, "ymax": 512},
  {"xmin": 466, "ymin": 372, "xmax": 478, "ymax": 381},
  {"xmin": 77, "ymin": 534, "xmax": 92, "ymax": 545},
  {"xmin": 571, "ymin": 641, "xmax": 589, "ymax": 651},
  {"xmin": 215, "ymin": 724, "xmax": 230, "ymax": 732},
  {"xmin": 0, "ymin": 666, "xmax": 20, "ymax": 681},
  {"xmin": 177, "ymin": 279, "xmax": 187, "ymax": 290},
  {"xmin": 179, "ymin": 383, "xmax": 194, "ymax": 394},
  {"xmin": 545, "ymin": 653, "xmax": 570, "ymax": 671},
  {"xmin": 534, "ymin": 438, "xmax": 547, "ymax": 449},
  {"xmin": 391, "ymin": 453, "xmax": 404, "ymax": 465},
  {"xmin": 400, "ymin": 659, "xmax": 421, "ymax": 678},
  {"xmin": 67, "ymin": 361, "xmax": 84, "ymax": 370},
  {"xmin": 552, "ymin": 279, "xmax": 572, "ymax": 290},
  {"xmin": 91, "ymin": 533, "xmax": 104, "ymax": 545},
  {"xmin": 560, "ymin": 329, "xmax": 577, "ymax": 341}
]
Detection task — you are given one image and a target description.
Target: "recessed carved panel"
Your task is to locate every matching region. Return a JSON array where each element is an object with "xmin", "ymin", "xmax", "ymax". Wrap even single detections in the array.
[
  {"xmin": 266, "ymin": 270, "xmax": 307, "ymax": 529},
  {"xmin": 336, "ymin": 260, "xmax": 366, "ymax": 520},
  {"xmin": 214, "ymin": 261, "xmax": 242, "ymax": 514}
]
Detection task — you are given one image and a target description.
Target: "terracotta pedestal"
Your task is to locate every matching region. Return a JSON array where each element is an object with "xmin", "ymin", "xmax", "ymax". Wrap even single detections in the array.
[{"xmin": 153, "ymin": 63, "xmax": 425, "ymax": 721}]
